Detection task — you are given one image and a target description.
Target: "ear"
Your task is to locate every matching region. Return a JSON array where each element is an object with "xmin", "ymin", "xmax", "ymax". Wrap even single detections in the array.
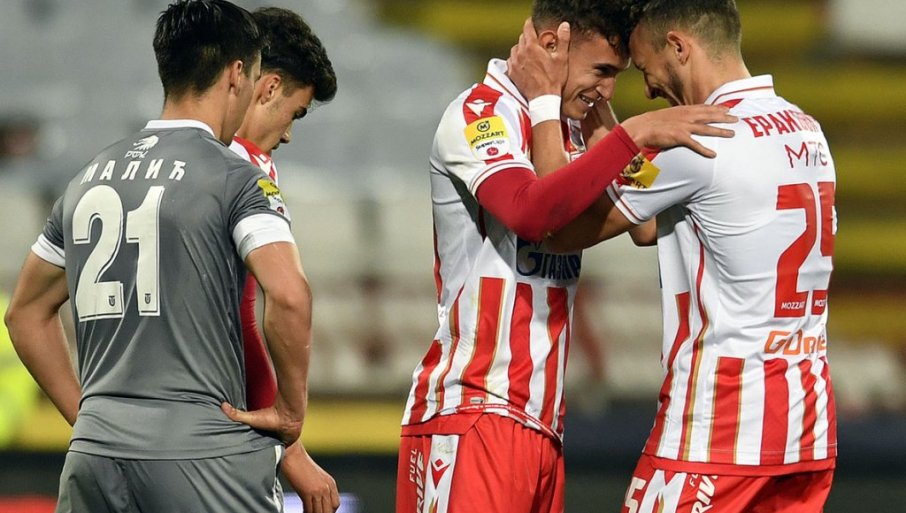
[
  {"xmin": 227, "ymin": 60, "xmax": 245, "ymax": 91},
  {"xmin": 537, "ymin": 29, "xmax": 560, "ymax": 53},
  {"xmin": 258, "ymin": 73, "xmax": 283, "ymax": 104},
  {"xmin": 665, "ymin": 31, "xmax": 691, "ymax": 65}
]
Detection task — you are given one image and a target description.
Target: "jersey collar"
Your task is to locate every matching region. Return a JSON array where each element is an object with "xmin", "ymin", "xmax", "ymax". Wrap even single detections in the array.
[
  {"xmin": 143, "ymin": 119, "xmax": 216, "ymax": 137},
  {"xmin": 705, "ymin": 75, "xmax": 776, "ymax": 105},
  {"xmin": 484, "ymin": 59, "xmax": 529, "ymax": 110}
]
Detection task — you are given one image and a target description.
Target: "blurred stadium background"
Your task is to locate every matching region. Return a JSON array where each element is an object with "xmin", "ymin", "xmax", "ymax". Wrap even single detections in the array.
[{"xmin": 1, "ymin": 0, "xmax": 905, "ymax": 511}]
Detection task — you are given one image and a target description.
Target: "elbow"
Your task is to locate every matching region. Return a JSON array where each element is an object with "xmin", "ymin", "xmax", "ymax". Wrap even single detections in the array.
[
  {"xmin": 630, "ymin": 233, "xmax": 657, "ymax": 247},
  {"xmin": 506, "ymin": 214, "xmax": 548, "ymax": 243}
]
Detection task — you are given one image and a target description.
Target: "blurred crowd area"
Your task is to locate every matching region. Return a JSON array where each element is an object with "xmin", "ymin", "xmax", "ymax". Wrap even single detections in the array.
[{"xmin": 2, "ymin": 0, "xmax": 906, "ymax": 454}]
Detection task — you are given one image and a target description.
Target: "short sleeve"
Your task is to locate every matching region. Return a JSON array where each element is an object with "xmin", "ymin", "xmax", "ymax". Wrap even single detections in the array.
[
  {"xmin": 606, "ymin": 142, "xmax": 717, "ymax": 225},
  {"xmin": 225, "ymin": 163, "xmax": 295, "ymax": 259},
  {"xmin": 435, "ymin": 86, "xmax": 533, "ymax": 196},
  {"xmin": 32, "ymin": 195, "xmax": 66, "ymax": 267}
]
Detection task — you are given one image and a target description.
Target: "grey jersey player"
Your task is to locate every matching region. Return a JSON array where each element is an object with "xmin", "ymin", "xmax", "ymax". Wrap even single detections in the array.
[{"xmin": 5, "ymin": 2, "xmax": 314, "ymax": 512}]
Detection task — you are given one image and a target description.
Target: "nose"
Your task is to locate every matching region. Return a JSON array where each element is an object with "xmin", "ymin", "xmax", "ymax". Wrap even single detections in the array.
[{"xmin": 595, "ymin": 79, "xmax": 616, "ymax": 102}]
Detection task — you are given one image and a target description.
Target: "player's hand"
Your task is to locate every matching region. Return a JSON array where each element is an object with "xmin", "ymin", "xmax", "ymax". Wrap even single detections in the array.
[
  {"xmin": 507, "ymin": 17, "xmax": 570, "ymax": 100},
  {"xmin": 221, "ymin": 398, "xmax": 303, "ymax": 445},
  {"xmin": 281, "ymin": 442, "xmax": 340, "ymax": 513},
  {"xmin": 581, "ymin": 99, "xmax": 619, "ymax": 148},
  {"xmin": 620, "ymin": 105, "xmax": 737, "ymax": 158}
]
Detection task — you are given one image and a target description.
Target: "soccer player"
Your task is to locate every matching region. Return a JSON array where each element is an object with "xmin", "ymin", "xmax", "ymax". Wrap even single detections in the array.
[
  {"xmin": 228, "ymin": 6, "xmax": 340, "ymax": 513},
  {"xmin": 4, "ymin": 1, "xmax": 312, "ymax": 511},
  {"xmin": 396, "ymin": 1, "xmax": 738, "ymax": 512},
  {"xmin": 508, "ymin": 1, "xmax": 838, "ymax": 511}
]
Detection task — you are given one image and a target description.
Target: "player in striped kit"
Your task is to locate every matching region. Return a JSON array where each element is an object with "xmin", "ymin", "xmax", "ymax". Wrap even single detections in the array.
[
  {"xmin": 396, "ymin": 1, "xmax": 739, "ymax": 512},
  {"xmin": 224, "ymin": 7, "xmax": 340, "ymax": 513},
  {"xmin": 509, "ymin": 1, "xmax": 837, "ymax": 511}
]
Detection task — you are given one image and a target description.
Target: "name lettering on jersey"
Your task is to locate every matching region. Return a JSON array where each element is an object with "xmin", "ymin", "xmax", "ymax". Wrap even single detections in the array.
[
  {"xmin": 617, "ymin": 154, "xmax": 661, "ymax": 189},
  {"xmin": 80, "ymin": 159, "xmax": 186, "ymax": 184},
  {"xmin": 464, "ymin": 116, "xmax": 510, "ymax": 161},
  {"xmin": 517, "ymin": 239, "xmax": 581, "ymax": 281},
  {"xmin": 742, "ymin": 110, "xmax": 820, "ymax": 139},
  {"xmin": 764, "ymin": 329, "xmax": 827, "ymax": 356},
  {"xmin": 785, "ymin": 140, "xmax": 829, "ymax": 169},
  {"xmin": 257, "ymin": 178, "xmax": 289, "ymax": 218},
  {"xmin": 124, "ymin": 135, "xmax": 159, "ymax": 159}
]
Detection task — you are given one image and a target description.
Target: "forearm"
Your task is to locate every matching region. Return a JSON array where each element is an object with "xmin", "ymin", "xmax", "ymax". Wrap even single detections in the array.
[
  {"xmin": 530, "ymin": 119, "xmax": 569, "ymax": 177},
  {"xmin": 241, "ymin": 276, "xmax": 278, "ymax": 410},
  {"xmin": 7, "ymin": 315, "xmax": 79, "ymax": 425},
  {"xmin": 262, "ymin": 280, "xmax": 312, "ymax": 423},
  {"xmin": 477, "ymin": 124, "xmax": 639, "ymax": 242}
]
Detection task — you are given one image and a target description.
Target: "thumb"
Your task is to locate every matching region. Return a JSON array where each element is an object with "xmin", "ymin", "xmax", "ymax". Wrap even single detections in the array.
[
  {"xmin": 557, "ymin": 21, "xmax": 571, "ymax": 50},
  {"xmin": 221, "ymin": 402, "xmax": 271, "ymax": 430}
]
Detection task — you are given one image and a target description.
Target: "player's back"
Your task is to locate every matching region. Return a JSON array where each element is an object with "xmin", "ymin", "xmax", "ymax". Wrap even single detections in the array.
[
  {"xmin": 45, "ymin": 121, "xmax": 280, "ymax": 459},
  {"xmin": 638, "ymin": 76, "xmax": 837, "ymax": 469}
]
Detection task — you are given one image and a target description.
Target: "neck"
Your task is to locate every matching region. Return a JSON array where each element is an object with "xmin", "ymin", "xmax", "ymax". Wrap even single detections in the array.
[
  {"xmin": 690, "ymin": 54, "xmax": 751, "ymax": 104},
  {"xmin": 160, "ymin": 91, "xmax": 232, "ymax": 144}
]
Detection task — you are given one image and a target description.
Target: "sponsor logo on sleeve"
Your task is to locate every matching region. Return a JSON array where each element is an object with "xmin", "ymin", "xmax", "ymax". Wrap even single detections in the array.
[
  {"xmin": 256, "ymin": 178, "xmax": 290, "ymax": 219},
  {"xmin": 618, "ymin": 154, "xmax": 661, "ymax": 189},
  {"xmin": 464, "ymin": 116, "xmax": 511, "ymax": 161}
]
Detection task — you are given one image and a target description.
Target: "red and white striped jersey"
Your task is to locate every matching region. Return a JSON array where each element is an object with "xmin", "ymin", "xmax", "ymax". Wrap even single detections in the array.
[
  {"xmin": 607, "ymin": 76, "xmax": 837, "ymax": 474},
  {"xmin": 402, "ymin": 59, "xmax": 586, "ymax": 440},
  {"xmin": 230, "ymin": 136, "xmax": 279, "ymax": 183}
]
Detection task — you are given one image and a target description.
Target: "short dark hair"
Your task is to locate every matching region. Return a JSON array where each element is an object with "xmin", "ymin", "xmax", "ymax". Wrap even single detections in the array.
[
  {"xmin": 532, "ymin": 0, "xmax": 634, "ymax": 59},
  {"xmin": 627, "ymin": 0, "xmax": 742, "ymax": 55},
  {"xmin": 153, "ymin": 0, "xmax": 264, "ymax": 100},
  {"xmin": 253, "ymin": 7, "xmax": 338, "ymax": 104}
]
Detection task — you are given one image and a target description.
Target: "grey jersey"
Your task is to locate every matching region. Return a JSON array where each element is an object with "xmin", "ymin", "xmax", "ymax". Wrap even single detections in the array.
[{"xmin": 36, "ymin": 120, "xmax": 293, "ymax": 459}]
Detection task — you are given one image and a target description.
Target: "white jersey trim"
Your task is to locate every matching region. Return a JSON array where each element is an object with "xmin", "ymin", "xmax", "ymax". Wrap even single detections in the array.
[
  {"xmin": 143, "ymin": 119, "xmax": 216, "ymax": 137},
  {"xmin": 32, "ymin": 234, "xmax": 65, "ymax": 268},
  {"xmin": 233, "ymin": 213, "xmax": 295, "ymax": 260}
]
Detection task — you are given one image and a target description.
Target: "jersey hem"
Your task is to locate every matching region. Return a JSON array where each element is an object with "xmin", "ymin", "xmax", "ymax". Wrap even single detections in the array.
[{"xmin": 644, "ymin": 453, "xmax": 836, "ymax": 476}]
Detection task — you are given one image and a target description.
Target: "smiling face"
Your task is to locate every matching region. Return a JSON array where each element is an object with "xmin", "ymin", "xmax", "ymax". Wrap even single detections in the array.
[
  {"xmin": 628, "ymin": 23, "xmax": 687, "ymax": 106},
  {"xmin": 560, "ymin": 32, "xmax": 629, "ymax": 120}
]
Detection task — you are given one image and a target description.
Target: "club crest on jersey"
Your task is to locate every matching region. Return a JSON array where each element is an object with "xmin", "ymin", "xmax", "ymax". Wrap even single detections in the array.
[
  {"xmin": 256, "ymin": 178, "xmax": 290, "ymax": 219},
  {"xmin": 618, "ymin": 153, "xmax": 661, "ymax": 189},
  {"xmin": 125, "ymin": 135, "xmax": 159, "ymax": 159},
  {"xmin": 464, "ymin": 116, "xmax": 510, "ymax": 161}
]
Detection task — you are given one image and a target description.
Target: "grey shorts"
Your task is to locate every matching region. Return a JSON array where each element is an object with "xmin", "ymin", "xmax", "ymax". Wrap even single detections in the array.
[{"xmin": 55, "ymin": 445, "xmax": 284, "ymax": 513}]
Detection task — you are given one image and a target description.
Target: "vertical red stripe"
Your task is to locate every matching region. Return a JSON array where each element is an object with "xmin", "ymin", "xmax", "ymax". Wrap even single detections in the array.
[
  {"xmin": 820, "ymin": 356, "xmax": 837, "ymax": 457},
  {"xmin": 555, "ymin": 318, "xmax": 571, "ymax": 432},
  {"xmin": 408, "ymin": 340, "xmax": 444, "ymax": 423},
  {"xmin": 798, "ymin": 359, "xmax": 819, "ymax": 461},
  {"xmin": 507, "ymin": 283, "xmax": 534, "ymax": 410},
  {"xmin": 760, "ymin": 358, "xmax": 790, "ymax": 465},
  {"xmin": 460, "ymin": 277, "xmax": 505, "ymax": 406},
  {"xmin": 541, "ymin": 288, "xmax": 568, "ymax": 426},
  {"xmin": 645, "ymin": 292, "xmax": 691, "ymax": 455},
  {"xmin": 520, "ymin": 110, "xmax": 532, "ymax": 155},
  {"xmin": 708, "ymin": 357, "xmax": 745, "ymax": 464},
  {"xmin": 435, "ymin": 292, "xmax": 462, "ymax": 410},
  {"xmin": 679, "ymin": 230, "xmax": 709, "ymax": 460}
]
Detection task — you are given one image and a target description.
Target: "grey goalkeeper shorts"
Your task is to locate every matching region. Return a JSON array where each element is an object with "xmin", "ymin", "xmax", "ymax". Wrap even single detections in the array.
[{"xmin": 55, "ymin": 445, "xmax": 284, "ymax": 513}]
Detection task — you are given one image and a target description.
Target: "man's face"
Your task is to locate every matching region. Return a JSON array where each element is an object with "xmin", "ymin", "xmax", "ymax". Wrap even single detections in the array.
[
  {"xmin": 267, "ymin": 83, "xmax": 315, "ymax": 152},
  {"xmin": 629, "ymin": 25, "xmax": 686, "ymax": 106},
  {"xmin": 561, "ymin": 33, "xmax": 629, "ymax": 120}
]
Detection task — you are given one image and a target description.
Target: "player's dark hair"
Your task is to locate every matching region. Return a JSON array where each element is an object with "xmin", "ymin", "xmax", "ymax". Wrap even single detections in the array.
[
  {"xmin": 626, "ymin": 0, "xmax": 742, "ymax": 56},
  {"xmin": 532, "ymin": 0, "xmax": 634, "ymax": 59},
  {"xmin": 153, "ymin": 0, "xmax": 264, "ymax": 100},
  {"xmin": 253, "ymin": 7, "xmax": 337, "ymax": 104}
]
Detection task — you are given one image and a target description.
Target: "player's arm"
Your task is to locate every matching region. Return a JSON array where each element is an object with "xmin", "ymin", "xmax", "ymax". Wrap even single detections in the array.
[
  {"xmin": 281, "ymin": 441, "xmax": 340, "ymax": 513},
  {"xmin": 240, "ymin": 275, "xmax": 278, "ymax": 410},
  {"xmin": 223, "ymin": 241, "xmax": 311, "ymax": 445},
  {"xmin": 4, "ymin": 253, "xmax": 79, "ymax": 426}
]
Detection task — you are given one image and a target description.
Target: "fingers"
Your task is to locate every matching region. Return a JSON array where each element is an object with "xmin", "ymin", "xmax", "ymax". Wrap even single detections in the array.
[
  {"xmin": 522, "ymin": 17, "xmax": 537, "ymax": 46},
  {"xmin": 330, "ymin": 480, "xmax": 341, "ymax": 511},
  {"xmin": 692, "ymin": 124, "xmax": 735, "ymax": 139},
  {"xmin": 684, "ymin": 137, "xmax": 718, "ymax": 159},
  {"xmin": 556, "ymin": 21, "xmax": 571, "ymax": 51}
]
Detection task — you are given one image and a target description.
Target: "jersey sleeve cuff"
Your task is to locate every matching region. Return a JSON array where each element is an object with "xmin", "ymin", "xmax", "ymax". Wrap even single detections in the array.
[
  {"xmin": 31, "ymin": 234, "xmax": 65, "ymax": 268},
  {"xmin": 233, "ymin": 213, "xmax": 296, "ymax": 260},
  {"xmin": 468, "ymin": 158, "xmax": 534, "ymax": 196},
  {"xmin": 606, "ymin": 184, "xmax": 647, "ymax": 225}
]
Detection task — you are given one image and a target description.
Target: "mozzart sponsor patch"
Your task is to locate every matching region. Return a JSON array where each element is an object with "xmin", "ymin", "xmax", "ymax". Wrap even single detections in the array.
[
  {"xmin": 619, "ymin": 153, "xmax": 661, "ymax": 189},
  {"xmin": 257, "ymin": 178, "xmax": 289, "ymax": 218},
  {"xmin": 464, "ymin": 116, "xmax": 510, "ymax": 160}
]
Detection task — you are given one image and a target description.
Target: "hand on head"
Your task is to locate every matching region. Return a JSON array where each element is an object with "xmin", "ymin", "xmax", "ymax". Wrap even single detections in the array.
[{"xmin": 507, "ymin": 17, "xmax": 571, "ymax": 100}]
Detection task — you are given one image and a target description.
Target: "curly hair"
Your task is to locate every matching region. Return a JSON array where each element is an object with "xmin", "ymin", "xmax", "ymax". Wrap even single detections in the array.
[
  {"xmin": 532, "ymin": 0, "xmax": 634, "ymax": 59},
  {"xmin": 253, "ymin": 7, "xmax": 337, "ymax": 103}
]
